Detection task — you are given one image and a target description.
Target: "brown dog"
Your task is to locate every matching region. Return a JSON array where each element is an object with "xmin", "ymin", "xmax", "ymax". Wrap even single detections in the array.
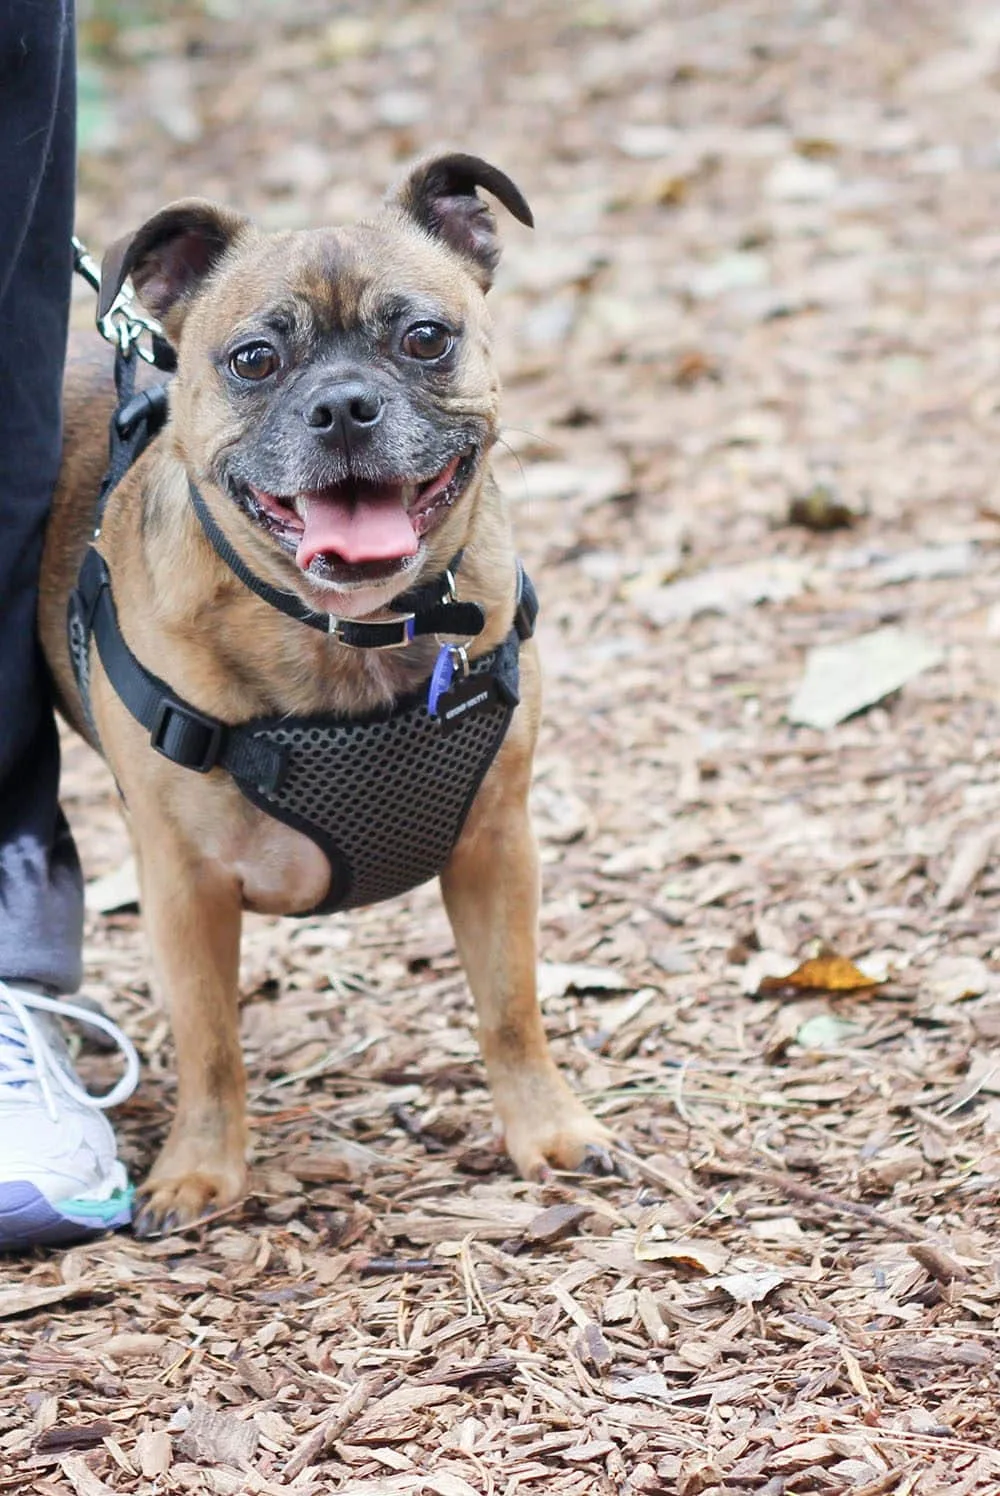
[{"xmin": 40, "ymin": 154, "xmax": 613, "ymax": 1235}]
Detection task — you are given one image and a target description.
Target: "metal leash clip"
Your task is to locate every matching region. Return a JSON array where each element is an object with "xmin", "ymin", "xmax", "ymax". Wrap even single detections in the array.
[{"xmin": 72, "ymin": 235, "xmax": 166, "ymax": 365}]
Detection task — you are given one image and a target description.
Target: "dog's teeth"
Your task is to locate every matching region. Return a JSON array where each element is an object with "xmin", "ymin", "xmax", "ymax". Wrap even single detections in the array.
[
  {"xmin": 402, "ymin": 481, "xmax": 419, "ymax": 511},
  {"xmin": 293, "ymin": 496, "xmax": 309, "ymax": 521}
]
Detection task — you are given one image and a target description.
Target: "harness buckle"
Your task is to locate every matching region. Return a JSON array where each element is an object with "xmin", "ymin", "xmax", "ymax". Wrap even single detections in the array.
[{"xmin": 150, "ymin": 698, "xmax": 224, "ymax": 773}]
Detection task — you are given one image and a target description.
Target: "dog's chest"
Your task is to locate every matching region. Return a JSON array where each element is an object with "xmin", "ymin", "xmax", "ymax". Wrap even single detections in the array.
[{"xmin": 203, "ymin": 793, "xmax": 331, "ymax": 915}]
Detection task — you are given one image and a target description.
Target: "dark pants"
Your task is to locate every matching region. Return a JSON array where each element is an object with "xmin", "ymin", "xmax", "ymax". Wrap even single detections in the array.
[{"xmin": 0, "ymin": 0, "xmax": 82, "ymax": 992}]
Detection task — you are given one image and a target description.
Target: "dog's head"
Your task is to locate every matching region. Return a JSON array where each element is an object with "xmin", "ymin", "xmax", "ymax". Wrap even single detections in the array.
[{"xmin": 100, "ymin": 154, "xmax": 532, "ymax": 616}]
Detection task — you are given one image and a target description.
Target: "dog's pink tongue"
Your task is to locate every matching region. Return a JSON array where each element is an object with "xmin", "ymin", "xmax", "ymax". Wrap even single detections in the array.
[{"xmin": 295, "ymin": 489, "xmax": 419, "ymax": 568}]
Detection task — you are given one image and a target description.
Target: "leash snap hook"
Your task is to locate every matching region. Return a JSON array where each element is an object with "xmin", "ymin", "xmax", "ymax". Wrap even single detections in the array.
[
  {"xmin": 74, "ymin": 234, "xmax": 166, "ymax": 365},
  {"xmin": 98, "ymin": 288, "xmax": 164, "ymax": 366}
]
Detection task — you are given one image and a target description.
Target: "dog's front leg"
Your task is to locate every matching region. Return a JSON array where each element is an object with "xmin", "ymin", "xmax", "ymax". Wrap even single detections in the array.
[
  {"xmin": 130, "ymin": 830, "xmax": 247, "ymax": 1236},
  {"xmin": 440, "ymin": 647, "xmax": 614, "ymax": 1179}
]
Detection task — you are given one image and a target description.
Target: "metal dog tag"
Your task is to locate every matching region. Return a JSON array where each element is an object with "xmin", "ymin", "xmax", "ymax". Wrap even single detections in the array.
[{"xmin": 435, "ymin": 672, "xmax": 502, "ymax": 734}]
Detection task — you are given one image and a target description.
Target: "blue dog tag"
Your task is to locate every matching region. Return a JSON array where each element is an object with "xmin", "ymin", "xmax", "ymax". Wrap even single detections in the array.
[{"xmin": 428, "ymin": 645, "xmax": 459, "ymax": 717}]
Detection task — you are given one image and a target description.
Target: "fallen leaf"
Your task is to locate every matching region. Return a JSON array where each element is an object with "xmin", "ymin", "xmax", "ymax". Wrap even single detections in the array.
[
  {"xmin": 920, "ymin": 955, "xmax": 992, "ymax": 1009},
  {"xmin": 795, "ymin": 1012, "xmax": 863, "ymax": 1049},
  {"xmin": 788, "ymin": 626, "xmax": 943, "ymax": 729},
  {"xmin": 634, "ymin": 1233, "xmax": 728, "ymax": 1273},
  {"xmin": 755, "ymin": 951, "xmax": 885, "ymax": 996},
  {"xmin": 537, "ymin": 962, "xmax": 628, "ymax": 1001},
  {"xmin": 177, "ymin": 1399, "xmax": 258, "ymax": 1468},
  {"xmin": 639, "ymin": 559, "xmax": 808, "ymax": 624},
  {"xmin": 713, "ymin": 1269, "xmax": 786, "ymax": 1304},
  {"xmin": 788, "ymin": 482, "xmax": 859, "ymax": 531},
  {"xmin": 84, "ymin": 856, "xmax": 139, "ymax": 914}
]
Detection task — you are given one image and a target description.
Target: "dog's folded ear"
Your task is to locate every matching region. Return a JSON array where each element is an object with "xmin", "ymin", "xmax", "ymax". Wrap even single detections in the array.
[
  {"xmin": 389, "ymin": 153, "xmax": 533, "ymax": 289},
  {"xmin": 98, "ymin": 199, "xmax": 250, "ymax": 335}
]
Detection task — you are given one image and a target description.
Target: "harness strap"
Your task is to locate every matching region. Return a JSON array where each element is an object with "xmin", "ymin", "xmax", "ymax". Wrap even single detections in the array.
[
  {"xmin": 73, "ymin": 548, "xmax": 287, "ymax": 793},
  {"xmin": 72, "ymin": 545, "xmax": 536, "ymax": 794},
  {"xmin": 94, "ymin": 352, "xmax": 170, "ymax": 537},
  {"xmin": 188, "ymin": 481, "xmax": 487, "ymax": 647}
]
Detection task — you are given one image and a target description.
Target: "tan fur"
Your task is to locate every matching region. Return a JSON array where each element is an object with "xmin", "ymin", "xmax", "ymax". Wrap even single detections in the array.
[{"xmin": 40, "ymin": 188, "xmax": 611, "ymax": 1233}]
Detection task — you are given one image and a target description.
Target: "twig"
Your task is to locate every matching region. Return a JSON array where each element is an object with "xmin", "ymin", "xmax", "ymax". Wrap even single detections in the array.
[
  {"xmin": 358, "ymin": 1256, "xmax": 440, "ymax": 1275},
  {"xmin": 697, "ymin": 1160, "xmax": 938, "ymax": 1243},
  {"xmin": 282, "ymin": 1374, "xmax": 383, "ymax": 1480}
]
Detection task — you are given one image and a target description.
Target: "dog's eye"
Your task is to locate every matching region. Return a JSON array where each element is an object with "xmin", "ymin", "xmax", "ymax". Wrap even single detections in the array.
[
  {"xmin": 401, "ymin": 322, "xmax": 453, "ymax": 361},
  {"xmin": 229, "ymin": 343, "xmax": 280, "ymax": 381}
]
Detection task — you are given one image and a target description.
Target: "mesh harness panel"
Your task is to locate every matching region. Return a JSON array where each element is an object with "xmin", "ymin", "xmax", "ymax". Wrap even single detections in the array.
[
  {"xmin": 236, "ymin": 637, "xmax": 521, "ymax": 912},
  {"xmin": 68, "ymin": 350, "xmax": 535, "ymax": 917}
]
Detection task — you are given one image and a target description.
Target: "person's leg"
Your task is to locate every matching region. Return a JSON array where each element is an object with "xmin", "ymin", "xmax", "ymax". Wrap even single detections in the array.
[
  {"xmin": 0, "ymin": 0, "xmax": 82, "ymax": 993},
  {"xmin": 0, "ymin": 2, "xmax": 140, "ymax": 1249}
]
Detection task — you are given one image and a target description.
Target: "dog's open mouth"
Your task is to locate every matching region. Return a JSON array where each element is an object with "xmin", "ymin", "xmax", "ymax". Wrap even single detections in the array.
[{"xmin": 239, "ymin": 450, "xmax": 476, "ymax": 582}]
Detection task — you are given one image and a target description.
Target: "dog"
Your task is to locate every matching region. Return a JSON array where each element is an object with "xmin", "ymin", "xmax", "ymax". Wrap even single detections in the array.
[{"xmin": 40, "ymin": 154, "xmax": 613, "ymax": 1236}]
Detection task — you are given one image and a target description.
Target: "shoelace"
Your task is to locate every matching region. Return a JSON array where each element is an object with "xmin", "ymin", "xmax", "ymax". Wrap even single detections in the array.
[{"xmin": 0, "ymin": 983, "xmax": 140, "ymax": 1122}]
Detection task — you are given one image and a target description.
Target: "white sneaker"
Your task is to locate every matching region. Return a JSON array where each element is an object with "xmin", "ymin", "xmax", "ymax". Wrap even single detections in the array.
[{"xmin": 0, "ymin": 983, "xmax": 140, "ymax": 1249}]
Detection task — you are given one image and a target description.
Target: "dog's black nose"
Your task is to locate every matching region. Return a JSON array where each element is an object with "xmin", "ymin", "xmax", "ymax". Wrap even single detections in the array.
[{"xmin": 304, "ymin": 382, "xmax": 384, "ymax": 436}]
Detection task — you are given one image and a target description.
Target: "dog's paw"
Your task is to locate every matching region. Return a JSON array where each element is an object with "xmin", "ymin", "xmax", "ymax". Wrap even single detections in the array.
[
  {"xmin": 499, "ymin": 1080, "xmax": 618, "ymax": 1182},
  {"xmin": 133, "ymin": 1165, "xmax": 245, "ymax": 1238}
]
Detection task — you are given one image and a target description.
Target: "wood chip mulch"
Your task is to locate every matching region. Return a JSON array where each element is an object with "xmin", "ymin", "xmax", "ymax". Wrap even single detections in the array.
[{"xmin": 5, "ymin": 2, "xmax": 1000, "ymax": 1492}]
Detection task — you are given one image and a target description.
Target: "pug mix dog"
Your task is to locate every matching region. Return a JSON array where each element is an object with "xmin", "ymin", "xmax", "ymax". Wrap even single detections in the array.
[{"xmin": 40, "ymin": 155, "xmax": 614, "ymax": 1235}]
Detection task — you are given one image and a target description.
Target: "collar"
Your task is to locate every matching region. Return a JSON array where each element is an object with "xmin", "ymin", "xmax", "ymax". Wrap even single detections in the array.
[{"xmin": 188, "ymin": 480, "xmax": 486, "ymax": 649}]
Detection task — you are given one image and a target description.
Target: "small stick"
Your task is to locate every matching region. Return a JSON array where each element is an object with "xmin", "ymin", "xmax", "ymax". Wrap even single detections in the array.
[
  {"xmin": 282, "ymin": 1375, "xmax": 379, "ymax": 1480},
  {"xmin": 358, "ymin": 1256, "xmax": 439, "ymax": 1275},
  {"xmin": 698, "ymin": 1161, "xmax": 937, "ymax": 1244}
]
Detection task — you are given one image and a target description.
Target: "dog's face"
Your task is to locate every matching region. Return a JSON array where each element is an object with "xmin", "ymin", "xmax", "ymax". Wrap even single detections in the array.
[{"xmin": 100, "ymin": 155, "xmax": 532, "ymax": 615}]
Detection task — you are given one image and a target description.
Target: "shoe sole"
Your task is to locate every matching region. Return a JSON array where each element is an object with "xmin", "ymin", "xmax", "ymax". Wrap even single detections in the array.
[{"xmin": 0, "ymin": 1180, "xmax": 133, "ymax": 1250}]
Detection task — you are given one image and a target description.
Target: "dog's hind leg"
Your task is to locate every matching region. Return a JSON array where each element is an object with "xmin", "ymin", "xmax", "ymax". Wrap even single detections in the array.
[
  {"xmin": 440, "ymin": 644, "xmax": 615, "ymax": 1180},
  {"xmin": 129, "ymin": 830, "xmax": 247, "ymax": 1236}
]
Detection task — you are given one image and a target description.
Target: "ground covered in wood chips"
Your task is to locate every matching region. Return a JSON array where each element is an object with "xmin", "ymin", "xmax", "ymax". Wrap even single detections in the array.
[{"xmin": 7, "ymin": 1, "xmax": 1000, "ymax": 1492}]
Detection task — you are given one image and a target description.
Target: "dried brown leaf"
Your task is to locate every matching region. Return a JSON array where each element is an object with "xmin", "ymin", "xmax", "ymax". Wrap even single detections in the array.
[
  {"xmin": 177, "ymin": 1399, "xmax": 258, "ymax": 1468},
  {"xmin": 758, "ymin": 953, "xmax": 883, "ymax": 995},
  {"xmin": 634, "ymin": 1233, "xmax": 728, "ymax": 1273}
]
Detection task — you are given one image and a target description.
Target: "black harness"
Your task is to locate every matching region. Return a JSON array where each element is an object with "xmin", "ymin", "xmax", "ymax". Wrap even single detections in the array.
[{"xmin": 68, "ymin": 347, "xmax": 537, "ymax": 914}]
